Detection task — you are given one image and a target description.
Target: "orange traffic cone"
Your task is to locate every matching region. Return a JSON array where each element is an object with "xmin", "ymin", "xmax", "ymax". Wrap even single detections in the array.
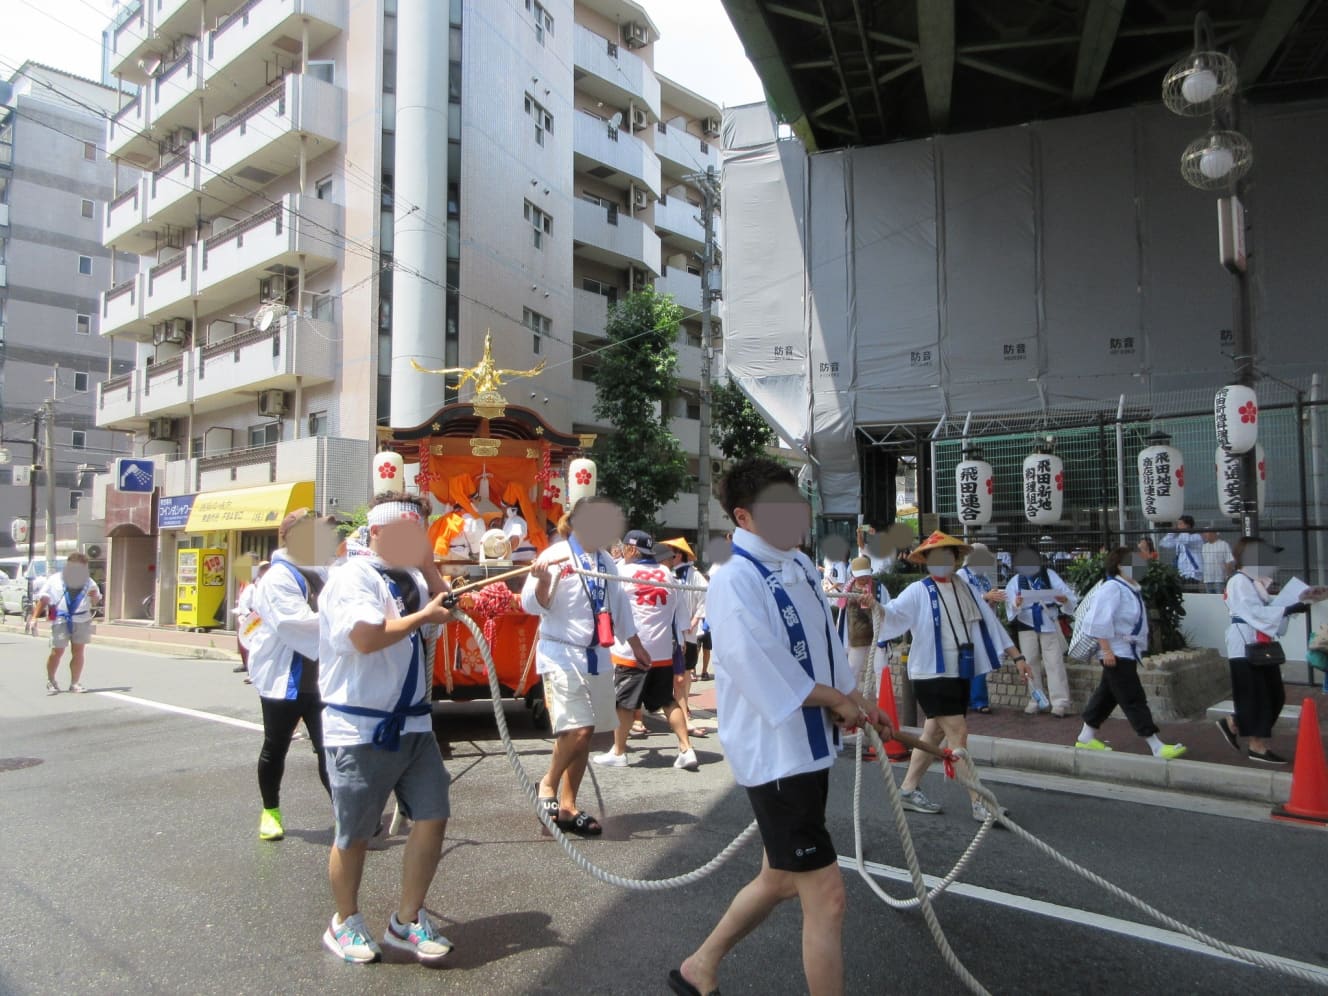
[
  {"xmin": 877, "ymin": 664, "xmax": 909, "ymax": 761},
  {"xmin": 1271, "ymin": 697, "xmax": 1328, "ymax": 826}
]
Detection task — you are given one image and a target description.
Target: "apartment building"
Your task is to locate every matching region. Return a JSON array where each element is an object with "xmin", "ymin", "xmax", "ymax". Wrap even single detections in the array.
[
  {"xmin": 92, "ymin": 0, "xmax": 725, "ymax": 620},
  {"xmin": 0, "ymin": 63, "xmax": 137, "ymax": 558}
]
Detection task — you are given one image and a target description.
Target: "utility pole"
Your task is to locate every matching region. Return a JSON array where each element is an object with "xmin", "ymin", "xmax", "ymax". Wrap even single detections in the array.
[
  {"xmin": 43, "ymin": 398, "xmax": 57, "ymax": 574},
  {"xmin": 691, "ymin": 164, "xmax": 720, "ymax": 565}
]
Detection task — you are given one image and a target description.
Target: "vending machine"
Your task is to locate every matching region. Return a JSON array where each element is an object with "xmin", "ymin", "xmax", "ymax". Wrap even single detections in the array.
[{"xmin": 176, "ymin": 547, "xmax": 227, "ymax": 629}]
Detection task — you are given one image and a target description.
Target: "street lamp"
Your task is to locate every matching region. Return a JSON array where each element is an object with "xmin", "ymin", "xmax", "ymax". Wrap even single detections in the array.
[{"xmin": 1162, "ymin": 12, "xmax": 1259, "ymax": 539}]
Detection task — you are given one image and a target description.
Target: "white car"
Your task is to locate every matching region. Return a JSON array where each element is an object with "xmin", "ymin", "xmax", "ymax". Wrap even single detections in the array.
[{"xmin": 0, "ymin": 558, "xmax": 64, "ymax": 618}]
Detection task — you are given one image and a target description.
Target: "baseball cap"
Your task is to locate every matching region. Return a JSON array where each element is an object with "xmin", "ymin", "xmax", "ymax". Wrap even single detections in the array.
[{"xmin": 623, "ymin": 529, "xmax": 654, "ymax": 552}]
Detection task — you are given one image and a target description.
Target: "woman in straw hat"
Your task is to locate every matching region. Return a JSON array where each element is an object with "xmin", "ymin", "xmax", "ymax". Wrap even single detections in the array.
[{"xmin": 877, "ymin": 531, "xmax": 1031, "ymax": 821}]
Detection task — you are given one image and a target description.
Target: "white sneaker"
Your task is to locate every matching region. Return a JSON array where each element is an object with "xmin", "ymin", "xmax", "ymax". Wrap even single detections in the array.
[
  {"xmin": 323, "ymin": 913, "xmax": 382, "ymax": 964},
  {"xmin": 592, "ymin": 750, "xmax": 628, "ymax": 767},
  {"xmin": 1023, "ymin": 700, "xmax": 1039, "ymax": 715},
  {"xmin": 45, "ymin": 679, "xmax": 60, "ymax": 696},
  {"xmin": 69, "ymin": 683, "xmax": 86, "ymax": 694},
  {"xmin": 674, "ymin": 748, "xmax": 700, "ymax": 771},
  {"xmin": 382, "ymin": 909, "xmax": 453, "ymax": 965}
]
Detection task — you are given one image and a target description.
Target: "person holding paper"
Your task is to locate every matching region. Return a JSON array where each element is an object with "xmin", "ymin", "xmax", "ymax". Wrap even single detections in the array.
[
  {"xmin": 1005, "ymin": 546, "xmax": 1077, "ymax": 717},
  {"xmin": 1216, "ymin": 538, "xmax": 1327, "ymax": 764}
]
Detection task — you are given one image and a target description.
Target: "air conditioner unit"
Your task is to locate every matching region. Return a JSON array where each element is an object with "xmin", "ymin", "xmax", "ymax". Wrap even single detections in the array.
[
  {"xmin": 624, "ymin": 22, "xmax": 648, "ymax": 48},
  {"xmin": 259, "ymin": 273, "xmax": 289, "ymax": 304},
  {"xmin": 166, "ymin": 126, "xmax": 195, "ymax": 151},
  {"xmin": 257, "ymin": 389, "xmax": 288, "ymax": 417},
  {"xmin": 83, "ymin": 542, "xmax": 104, "ymax": 560},
  {"xmin": 632, "ymin": 188, "xmax": 649, "ymax": 210},
  {"xmin": 629, "ymin": 107, "xmax": 649, "ymax": 131},
  {"xmin": 702, "ymin": 117, "xmax": 721, "ymax": 138},
  {"xmin": 152, "ymin": 318, "xmax": 190, "ymax": 346},
  {"xmin": 148, "ymin": 418, "xmax": 176, "ymax": 441}
]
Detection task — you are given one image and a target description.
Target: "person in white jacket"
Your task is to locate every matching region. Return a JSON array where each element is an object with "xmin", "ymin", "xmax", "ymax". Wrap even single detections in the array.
[
  {"xmin": 1216, "ymin": 538, "xmax": 1323, "ymax": 764},
  {"xmin": 248, "ymin": 512, "xmax": 331, "ymax": 841},
  {"xmin": 1005, "ymin": 546, "xmax": 1078, "ymax": 717},
  {"xmin": 877, "ymin": 532, "xmax": 1029, "ymax": 821},
  {"xmin": 1074, "ymin": 548, "xmax": 1186, "ymax": 759}
]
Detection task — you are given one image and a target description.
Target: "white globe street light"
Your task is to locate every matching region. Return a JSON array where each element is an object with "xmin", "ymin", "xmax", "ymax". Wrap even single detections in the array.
[
  {"xmin": 1180, "ymin": 65, "xmax": 1219, "ymax": 105},
  {"xmin": 1199, "ymin": 145, "xmax": 1234, "ymax": 180}
]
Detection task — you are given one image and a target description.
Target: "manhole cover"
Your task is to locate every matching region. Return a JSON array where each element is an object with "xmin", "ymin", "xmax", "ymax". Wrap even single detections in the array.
[{"xmin": 0, "ymin": 757, "xmax": 43, "ymax": 773}]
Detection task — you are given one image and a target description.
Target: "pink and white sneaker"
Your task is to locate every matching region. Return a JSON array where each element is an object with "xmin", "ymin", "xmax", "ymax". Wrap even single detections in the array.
[
  {"xmin": 382, "ymin": 909, "xmax": 453, "ymax": 965},
  {"xmin": 322, "ymin": 912, "xmax": 381, "ymax": 964}
]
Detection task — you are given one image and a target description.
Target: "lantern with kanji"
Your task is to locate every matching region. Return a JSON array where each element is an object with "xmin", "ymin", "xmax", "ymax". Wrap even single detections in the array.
[
  {"xmin": 954, "ymin": 448, "xmax": 994, "ymax": 528},
  {"xmin": 1138, "ymin": 434, "xmax": 1185, "ymax": 524},
  {"xmin": 372, "ymin": 450, "xmax": 405, "ymax": 495},
  {"xmin": 568, "ymin": 457, "xmax": 597, "ymax": 506},
  {"xmin": 1215, "ymin": 384, "xmax": 1258, "ymax": 454},
  {"xmin": 1215, "ymin": 444, "xmax": 1266, "ymax": 517},
  {"xmin": 1022, "ymin": 440, "xmax": 1064, "ymax": 525}
]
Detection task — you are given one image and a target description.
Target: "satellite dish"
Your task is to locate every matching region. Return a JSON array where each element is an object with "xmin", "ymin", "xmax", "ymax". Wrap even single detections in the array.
[
  {"xmin": 608, "ymin": 112, "xmax": 623, "ymax": 131},
  {"xmin": 255, "ymin": 306, "xmax": 276, "ymax": 332}
]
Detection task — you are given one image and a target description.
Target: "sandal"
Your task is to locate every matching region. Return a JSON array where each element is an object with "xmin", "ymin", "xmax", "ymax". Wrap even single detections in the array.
[
  {"xmin": 537, "ymin": 797, "xmax": 559, "ymax": 832},
  {"xmin": 669, "ymin": 968, "xmax": 720, "ymax": 996},
  {"xmin": 556, "ymin": 810, "xmax": 603, "ymax": 836},
  {"xmin": 688, "ymin": 726, "xmax": 710, "ymax": 738},
  {"xmin": 975, "ymin": 706, "xmax": 992, "ymax": 715},
  {"xmin": 630, "ymin": 721, "xmax": 648, "ymax": 736}
]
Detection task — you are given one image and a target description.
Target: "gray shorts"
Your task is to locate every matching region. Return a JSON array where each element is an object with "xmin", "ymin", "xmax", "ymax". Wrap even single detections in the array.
[
  {"xmin": 326, "ymin": 732, "xmax": 451, "ymax": 849},
  {"xmin": 50, "ymin": 621, "xmax": 93, "ymax": 649}
]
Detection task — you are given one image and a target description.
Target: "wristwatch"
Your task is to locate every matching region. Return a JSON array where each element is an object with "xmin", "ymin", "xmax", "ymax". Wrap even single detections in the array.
[{"xmin": 1012, "ymin": 655, "xmax": 1027, "ymax": 663}]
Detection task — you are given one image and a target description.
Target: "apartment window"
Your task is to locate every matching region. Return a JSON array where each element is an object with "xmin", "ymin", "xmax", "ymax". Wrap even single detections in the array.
[
  {"xmin": 308, "ymin": 410, "xmax": 328, "ymax": 436},
  {"xmin": 582, "ymin": 277, "xmax": 618, "ymax": 305},
  {"xmin": 307, "ymin": 60, "xmax": 335, "ymax": 85},
  {"xmin": 75, "ymin": 314, "xmax": 91, "ymax": 336},
  {"xmin": 69, "ymin": 490, "xmax": 84, "ymax": 511},
  {"xmin": 523, "ymin": 201, "xmax": 551, "ymax": 249},
  {"xmin": 80, "ymin": 198, "xmax": 95, "ymax": 219},
  {"xmin": 526, "ymin": 0, "xmax": 553, "ymax": 43},
  {"xmin": 315, "ymin": 175, "xmax": 333, "ymax": 200},
  {"xmin": 71, "ymin": 430, "xmax": 87, "ymax": 450},
  {"xmin": 448, "ymin": 60, "xmax": 461, "ymax": 102},
  {"xmin": 78, "ymin": 255, "xmax": 92, "ymax": 275},
  {"xmin": 190, "ymin": 436, "xmax": 203, "ymax": 458},
  {"xmin": 525, "ymin": 94, "xmax": 553, "ymax": 146},
  {"xmin": 310, "ymin": 293, "xmax": 334, "ymax": 322},
  {"xmin": 248, "ymin": 423, "xmax": 280, "ymax": 447},
  {"xmin": 73, "ymin": 372, "xmax": 89, "ymax": 393},
  {"xmin": 524, "ymin": 307, "xmax": 551, "ymax": 354},
  {"xmin": 83, "ymin": 141, "xmax": 96, "ymax": 161}
]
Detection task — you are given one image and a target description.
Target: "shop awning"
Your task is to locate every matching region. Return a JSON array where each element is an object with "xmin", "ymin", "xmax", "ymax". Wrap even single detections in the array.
[{"xmin": 184, "ymin": 482, "xmax": 315, "ymax": 534}]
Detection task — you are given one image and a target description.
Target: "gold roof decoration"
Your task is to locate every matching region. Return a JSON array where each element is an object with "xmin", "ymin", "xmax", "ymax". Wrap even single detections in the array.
[{"xmin": 411, "ymin": 330, "xmax": 546, "ymax": 420}]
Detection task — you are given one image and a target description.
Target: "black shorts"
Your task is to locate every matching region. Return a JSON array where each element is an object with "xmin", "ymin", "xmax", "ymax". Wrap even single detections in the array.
[
  {"xmin": 696, "ymin": 631, "xmax": 712, "ymax": 650},
  {"xmin": 613, "ymin": 665, "xmax": 677, "ymax": 712},
  {"xmin": 684, "ymin": 642, "xmax": 700, "ymax": 671},
  {"xmin": 746, "ymin": 769, "xmax": 835, "ymax": 872},
  {"xmin": 912, "ymin": 676, "xmax": 970, "ymax": 718}
]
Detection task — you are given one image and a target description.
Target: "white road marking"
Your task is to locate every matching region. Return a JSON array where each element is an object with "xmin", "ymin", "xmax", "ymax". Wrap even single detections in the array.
[
  {"xmin": 842, "ymin": 856, "xmax": 1328, "ymax": 982},
  {"xmin": 97, "ymin": 691, "xmax": 263, "ymax": 732}
]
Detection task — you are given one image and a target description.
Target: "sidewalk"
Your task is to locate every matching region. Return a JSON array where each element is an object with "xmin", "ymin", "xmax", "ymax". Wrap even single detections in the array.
[
  {"xmin": 0, "ymin": 619, "xmax": 241, "ymax": 661},
  {"xmin": 686, "ymin": 678, "xmax": 1328, "ymax": 807}
]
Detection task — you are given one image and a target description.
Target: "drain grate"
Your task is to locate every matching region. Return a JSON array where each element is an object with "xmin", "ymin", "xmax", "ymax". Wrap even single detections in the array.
[{"xmin": 0, "ymin": 757, "xmax": 43, "ymax": 773}]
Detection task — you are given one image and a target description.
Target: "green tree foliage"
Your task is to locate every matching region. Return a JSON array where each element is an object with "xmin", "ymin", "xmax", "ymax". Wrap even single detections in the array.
[
  {"xmin": 591, "ymin": 288, "xmax": 690, "ymax": 530},
  {"xmin": 710, "ymin": 378, "xmax": 776, "ymax": 462}
]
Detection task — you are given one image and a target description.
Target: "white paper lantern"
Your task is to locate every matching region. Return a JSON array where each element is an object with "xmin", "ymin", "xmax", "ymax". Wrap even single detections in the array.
[
  {"xmin": 568, "ymin": 457, "xmax": 598, "ymax": 507},
  {"xmin": 1215, "ymin": 385, "xmax": 1258, "ymax": 454},
  {"xmin": 372, "ymin": 450, "xmax": 405, "ymax": 495},
  {"xmin": 1215, "ymin": 443, "xmax": 1266, "ymax": 517},
  {"xmin": 1022, "ymin": 450, "xmax": 1064, "ymax": 525},
  {"xmin": 1138, "ymin": 443, "xmax": 1185, "ymax": 523},
  {"xmin": 10, "ymin": 518, "xmax": 29, "ymax": 544},
  {"xmin": 955, "ymin": 454, "xmax": 994, "ymax": 527}
]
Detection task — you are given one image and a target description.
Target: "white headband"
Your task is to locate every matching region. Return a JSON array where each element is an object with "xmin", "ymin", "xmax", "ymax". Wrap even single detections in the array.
[{"xmin": 367, "ymin": 502, "xmax": 424, "ymax": 527}]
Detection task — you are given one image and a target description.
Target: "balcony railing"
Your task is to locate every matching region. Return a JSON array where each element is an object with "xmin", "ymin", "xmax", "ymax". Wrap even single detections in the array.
[
  {"xmin": 204, "ymin": 202, "xmax": 282, "ymax": 253},
  {"xmin": 211, "ymin": 82, "xmax": 284, "ymax": 144}
]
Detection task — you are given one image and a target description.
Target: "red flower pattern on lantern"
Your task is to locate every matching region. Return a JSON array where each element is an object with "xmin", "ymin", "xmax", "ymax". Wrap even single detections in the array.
[
  {"xmin": 575, "ymin": 468, "xmax": 592, "ymax": 486},
  {"xmin": 1175, "ymin": 467, "xmax": 1185, "ymax": 487},
  {"xmin": 1258, "ymin": 459, "xmax": 1266, "ymax": 481},
  {"xmin": 1054, "ymin": 472, "xmax": 1065, "ymax": 492},
  {"xmin": 985, "ymin": 477, "xmax": 994, "ymax": 496},
  {"xmin": 378, "ymin": 462, "xmax": 397, "ymax": 480},
  {"xmin": 1239, "ymin": 401, "xmax": 1258, "ymax": 424}
]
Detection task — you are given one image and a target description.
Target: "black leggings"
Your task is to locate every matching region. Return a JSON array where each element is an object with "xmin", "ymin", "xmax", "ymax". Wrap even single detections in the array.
[
  {"xmin": 1081, "ymin": 657, "xmax": 1159, "ymax": 738},
  {"xmin": 258, "ymin": 693, "xmax": 330, "ymax": 810}
]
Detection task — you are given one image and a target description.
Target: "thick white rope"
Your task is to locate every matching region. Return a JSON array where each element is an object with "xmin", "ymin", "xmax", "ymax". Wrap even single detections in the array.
[
  {"xmin": 453, "ymin": 610, "xmax": 759, "ymax": 890},
  {"xmin": 570, "ymin": 566, "xmax": 709, "ymax": 593}
]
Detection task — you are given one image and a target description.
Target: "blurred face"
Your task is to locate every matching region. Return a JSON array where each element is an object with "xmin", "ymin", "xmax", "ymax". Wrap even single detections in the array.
[
  {"xmin": 63, "ymin": 562, "xmax": 90, "ymax": 587},
  {"xmin": 737, "ymin": 482, "xmax": 810, "ymax": 552},
  {"xmin": 1202, "ymin": 531, "xmax": 1218, "ymax": 543},
  {"xmin": 572, "ymin": 501, "xmax": 625, "ymax": 553},
  {"xmin": 1119, "ymin": 553, "xmax": 1148, "ymax": 580},
  {"xmin": 965, "ymin": 550, "xmax": 996, "ymax": 580},
  {"xmin": 1242, "ymin": 542, "xmax": 1277, "ymax": 580},
  {"xmin": 925, "ymin": 548, "xmax": 957, "ymax": 578},
  {"xmin": 285, "ymin": 516, "xmax": 340, "ymax": 567},
  {"xmin": 370, "ymin": 516, "xmax": 430, "ymax": 568}
]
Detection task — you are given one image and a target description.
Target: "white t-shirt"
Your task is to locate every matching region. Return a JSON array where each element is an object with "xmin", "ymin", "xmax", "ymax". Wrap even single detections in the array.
[
  {"xmin": 610, "ymin": 558, "xmax": 683, "ymax": 664},
  {"xmin": 317, "ymin": 557, "xmax": 434, "ymax": 747},
  {"xmin": 42, "ymin": 574, "xmax": 100, "ymax": 625},
  {"xmin": 710, "ymin": 528, "xmax": 856, "ymax": 787},
  {"xmin": 1083, "ymin": 577, "xmax": 1150, "ymax": 659},
  {"xmin": 520, "ymin": 540, "xmax": 638, "ymax": 676}
]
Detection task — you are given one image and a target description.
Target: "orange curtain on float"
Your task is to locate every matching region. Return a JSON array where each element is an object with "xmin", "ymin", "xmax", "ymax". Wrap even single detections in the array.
[{"xmin": 426, "ymin": 458, "xmax": 550, "ymax": 554}]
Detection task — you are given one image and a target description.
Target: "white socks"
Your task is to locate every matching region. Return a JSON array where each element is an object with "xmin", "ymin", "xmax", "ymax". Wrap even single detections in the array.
[
  {"xmin": 1146, "ymin": 735, "xmax": 1165, "ymax": 755},
  {"xmin": 1078, "ymin": 724, "xmax": 1098, "ymax": 743}
]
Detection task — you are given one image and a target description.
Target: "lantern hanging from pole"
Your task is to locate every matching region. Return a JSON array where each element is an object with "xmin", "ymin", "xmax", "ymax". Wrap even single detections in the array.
[
  {"xmin": 955, "ymin": 448, "xmax": 994, "ymax": 528},
  {"xmin": 372, "ymin": 450, "xmax": 405, "ymax": 496},
  {"xmin": 1138, "ymin": 433, "xmax": 1185, "ymax": 524},
  {"xmin": 568, "ymin": 457, "xmax": 598, "ymax": 507},
  {"xmin": 1215, "ymin": 384, "xmax": 1258, "ymax": 454},
  {"xmin": 10, "ymin": 518, "xmax": 29, "ymax": 544},
  {"xmin": 1215, "ymin": 443, "xmax": 1266, "ymax": 517},
  {"xmin": 1022, "ymin": 440, "xmax": 1064, "ymax": 525}
]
